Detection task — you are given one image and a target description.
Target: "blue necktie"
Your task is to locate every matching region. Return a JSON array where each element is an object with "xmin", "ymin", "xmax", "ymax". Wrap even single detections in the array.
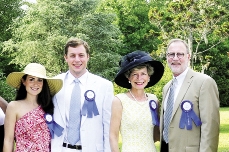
[
  {"xmin": 163, "ymin": 78, "xmax": 177, "ymax": 143},
  {"xmin": 67, "ymin": 79, "xmax": 81, "ymax": 145}
]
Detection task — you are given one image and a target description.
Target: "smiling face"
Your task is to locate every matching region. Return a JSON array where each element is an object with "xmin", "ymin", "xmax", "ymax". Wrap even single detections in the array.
[
  {"xmin": 167, "ymin": 41, "xmax": 191, "ymax": 77},
  {"xmin": 22, "ymin": 75, "xmax": 43, "ymax": 96},
  {"xmin": 128, "ymin": 67, "xmax": 150, "ymax": 90},
  {"xmin": 64, "ymin": 45, "xmax": 89, "ymax": 78}
]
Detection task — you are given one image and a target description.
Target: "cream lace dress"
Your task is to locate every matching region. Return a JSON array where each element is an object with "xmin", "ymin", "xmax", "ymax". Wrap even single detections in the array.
[{"xmin": 116, "ymin": 93, "xmax": 157, "ymax": 152}]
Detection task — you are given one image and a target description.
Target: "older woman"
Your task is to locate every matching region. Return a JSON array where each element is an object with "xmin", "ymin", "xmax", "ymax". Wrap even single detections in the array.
[{"xmin": 110, "ymin": 51, "xmax": 164, "ymax": 152}]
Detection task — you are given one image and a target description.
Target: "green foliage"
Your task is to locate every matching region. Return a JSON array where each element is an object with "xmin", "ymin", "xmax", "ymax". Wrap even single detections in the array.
[
  {"xmin": 2, "ymin": 0, "xmax": 123, "ymax": 80},
  {"xmin": 205, "ymin": 39, "xmax": 229, "ymax": 107},
  {"xmin": 0, "ymin": 71, "xmax": 16, "ymax": 102},
  {"xmin": 0, "ymin": 0, "xmax": 22, "ymax": 42},
  {"xmin": 149, "ymin": 0, "xmax": 229, "ymax": 69},
  {"xmin": 89, "ymin": 52, "xmax": 121, "ymax": 81},
  {"xmin": 0, "ymin": 0, "xmax": 23, "ymax": 76},
  {"xmin": 98, "ymin": 0, "xmax": 161, "ymax": 55}
]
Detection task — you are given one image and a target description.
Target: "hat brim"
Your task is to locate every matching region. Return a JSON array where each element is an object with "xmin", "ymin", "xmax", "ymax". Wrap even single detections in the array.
[
  {"xmin": 114, "ymin": 60, "xmax": 164, "ymax": 89},
  {"xmin": 6, "ymin": 72, "xmax": 63, "ymax": 96}
]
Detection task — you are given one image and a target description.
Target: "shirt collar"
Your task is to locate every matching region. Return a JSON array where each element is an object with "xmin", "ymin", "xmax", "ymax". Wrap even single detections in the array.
[
  {"xmin": 173, "ymin": 67, "xmax": 189, "ymax": 85},
  {"xmin": 66, "ymin": 70, "xmax": 89, "ymax": 86}
]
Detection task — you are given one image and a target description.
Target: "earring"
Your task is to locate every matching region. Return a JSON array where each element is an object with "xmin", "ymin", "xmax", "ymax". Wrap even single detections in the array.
[
  {"xmin": 129, "ymin": 81, "xmax": 131, "ymax": 83},
  {"xmin": 148, "ymin": 79, "xmax": 150, "ymax": 82}
]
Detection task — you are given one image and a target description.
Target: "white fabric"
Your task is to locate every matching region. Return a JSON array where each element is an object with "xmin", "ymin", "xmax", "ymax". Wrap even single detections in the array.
[
  {"xmin": 51, "ymin": 71, "xmax": 114, "ymax": 152},
  {"xmin": 63, "ymin": 72, "xmax": 89, "ymax": 145},
  {"xmin": 0, "ymin": 108, "xmax": 5, "ymax": 125},
  {"xmin": 62, "ymin": 146, "xmax": 82, "ymax": 152},
  {"xmin": 163, "ymin": 67, "xmax": 189, "ymax": 110}
]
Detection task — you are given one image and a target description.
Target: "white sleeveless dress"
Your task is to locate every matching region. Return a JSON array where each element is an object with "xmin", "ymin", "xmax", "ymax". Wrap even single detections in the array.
[{"xmin": 116, "ymin": 93, "xmax": 158, "ymax": 152}]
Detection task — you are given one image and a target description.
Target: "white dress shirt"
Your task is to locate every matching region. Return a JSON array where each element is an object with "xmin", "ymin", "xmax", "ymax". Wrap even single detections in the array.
[
  {"xmin": 63, "ymin": 71, "xmax": 89, "ymax": 145},
  {"xmin": 163, "ymin": 67, "xmax": 189, "ymax": 111}
]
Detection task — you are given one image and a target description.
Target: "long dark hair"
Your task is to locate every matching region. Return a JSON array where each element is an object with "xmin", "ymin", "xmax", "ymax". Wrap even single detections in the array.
[{"xmin": 16, "ymin": 74, "xmax": 54, "ymax": 114}]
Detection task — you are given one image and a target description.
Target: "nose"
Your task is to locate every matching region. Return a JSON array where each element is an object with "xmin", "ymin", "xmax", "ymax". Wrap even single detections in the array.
[
  {"xmin": 173, "ymin": 54, "xmax": 179, "ymax": 60},
  {"xmin": 74, "ymin": 56, "xmax": 81, "ymax": 62},
  {"xmin": 136, "ymin": 74, "xmax": 143, "ymax": 80},
  {"xmin": 33, "ymin": 81, "xmax": 39, "ymax": 86}
]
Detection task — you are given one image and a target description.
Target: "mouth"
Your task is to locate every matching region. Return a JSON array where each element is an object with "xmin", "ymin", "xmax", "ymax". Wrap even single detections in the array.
[
  {"xmin": 171, "ymin": 62, "xmax": 181, "ymax": 65},
  {"xmin": 73, "ymin": 64, "xmax": 81, "ymax": 68},
  {"xmin": 31, "ymin": 87, "xmax": 39, "ymax": 91},
  {"xmin": 135, "ymin": 82, "xmax": 144, "ymax": 85}
]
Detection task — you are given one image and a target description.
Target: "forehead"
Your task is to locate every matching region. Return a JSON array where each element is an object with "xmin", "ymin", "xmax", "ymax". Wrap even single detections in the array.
[
  {"xmin": 167, "ymin": 41, "xmax": 187, "ymax": 53},
  {"xmin": 131, "ymin": 67, "xmax": 147, "ymax": 73},
  {"xmin": 67, "ymin": 45, "xmax": 87, "ymax": 54}
]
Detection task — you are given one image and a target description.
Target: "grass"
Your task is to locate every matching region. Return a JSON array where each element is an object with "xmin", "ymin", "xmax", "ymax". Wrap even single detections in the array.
[
  {"xmin": 218, "ymin": 107, "xmax": 229, "ymax": 152},
  {"xmin": 118, "ymin": 107, "xmax": 229, "ymax": 152}
]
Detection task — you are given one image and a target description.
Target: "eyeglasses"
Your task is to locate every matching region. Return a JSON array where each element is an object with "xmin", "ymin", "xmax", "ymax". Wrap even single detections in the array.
[{"xmin": 166, "ymin": 52, "xmax": 186, "ymax": 59}]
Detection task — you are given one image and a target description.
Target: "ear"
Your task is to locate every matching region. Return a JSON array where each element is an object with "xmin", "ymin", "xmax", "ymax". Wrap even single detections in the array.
[
  {"xmin": 187, "ymin": 53, "xmax": 191, "ymax": 60},
  {"xmin": 64, "ymin": 55, "xmax": 67, "ymax": 61},
  {"xmin": 21, "ymin": 79, "xmax": 26, "ymax": 86}
]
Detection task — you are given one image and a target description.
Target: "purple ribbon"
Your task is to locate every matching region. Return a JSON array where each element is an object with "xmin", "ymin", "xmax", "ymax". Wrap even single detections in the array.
[
  {"xmin": 179, "ymin": 100, "xmax": 202, "ymax": 130},
  {"xmin": 149, "ymin": 100, "xmax": 160, "ymax": 126},
  {"xmin": 44, "ymin": 114, "xmax": 64, "ymax": 139},
  {"xmin": 82, "ymin": 90, "xmax": 99, "ymax": 118}
]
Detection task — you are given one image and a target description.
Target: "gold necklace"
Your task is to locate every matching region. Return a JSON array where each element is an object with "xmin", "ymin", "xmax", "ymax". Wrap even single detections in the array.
[{"xmin": 129, "ymin": 90, "xmax": 147, "ymax": 102}]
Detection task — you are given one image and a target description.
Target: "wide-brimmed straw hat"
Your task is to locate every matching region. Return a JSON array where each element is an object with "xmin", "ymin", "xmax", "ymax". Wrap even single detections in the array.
[
  {"xmin": 6, "ymin": 63, "xmax": 63, "ymax": 96},
  {"xmin": 115, "ymin": 50, "xmax": 164, "ymax": 89}
]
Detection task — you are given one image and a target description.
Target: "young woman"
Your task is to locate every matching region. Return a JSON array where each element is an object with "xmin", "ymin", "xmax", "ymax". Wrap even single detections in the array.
[
  {"xmin": 3, "ymin": 63, "xmax": 63, "ymax": 152},
  {"xmin": 110, "ymin": 51, "xmax": 164, "ymax": 152}
]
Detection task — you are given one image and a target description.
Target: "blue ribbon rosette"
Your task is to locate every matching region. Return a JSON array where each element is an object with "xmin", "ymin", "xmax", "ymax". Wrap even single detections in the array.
[
  {"xmin": 179, "ymin": 100, "xmax": 202, "ymax": 130},
  {"xmin": 82, "ymin": 90, "xmax": 99, "ymax": 118},
  {"xmin": 149, "ymin": 100, "xmax": 160, "ymax": 126},
  {"xmin": 44, "ymin": 114, "xmax": 64, "ymax": 139}
]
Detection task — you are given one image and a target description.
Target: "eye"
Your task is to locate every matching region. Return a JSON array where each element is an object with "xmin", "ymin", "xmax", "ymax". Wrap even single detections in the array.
[
  {"xmin": 29, "ymin": 77, "xmax": 34, "ymax": 81},
  {"xmin": 38, "ymin": 78, "xmax": 43, "ymax": 82},
  {"xmin": 177, "ymin": 53, "xmax": 184, "ymax": 58},
  {"xmin": 79, "ymin": 54, "xmax": 85, "ymax": 57},
  {"xmin": 70, "ymin": 54, "xmax": 75, "ymax": 58},
  {"xmin": 167, "ymin": 53, "xmax": 175, "ymax": 58},
  {"xmin": 142, "ymin": 73, "xmax": 147, "ymax": 75},
  {"xmin": 131, "ymin": 73, "xmax": 137, "ymax": 77}
]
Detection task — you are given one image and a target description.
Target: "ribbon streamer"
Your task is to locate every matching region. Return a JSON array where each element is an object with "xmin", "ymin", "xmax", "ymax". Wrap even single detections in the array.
[
  {"xmin": 179, "ymin": 100, "xmax": 202, "ymax": 130},
  {"xmin": 82, "ymin": 90, "xmax": 99, "ymax": 118},
  {"xmin": 44, "ymin": 114, "xmax": 64, "ymax": 139},
  {"xmin": 149, "ymin": 100, "xmax": 160, "ymax": 126}
]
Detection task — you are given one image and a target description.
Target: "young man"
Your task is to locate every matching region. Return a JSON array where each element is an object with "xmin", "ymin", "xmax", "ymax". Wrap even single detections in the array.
[
  {"xmin": 51, "ymin": 38, "xmax": 114, "ymax": 152},
  {"xmin": 160, "ymin": 39, "xmax": 220, "ymax": 152}
]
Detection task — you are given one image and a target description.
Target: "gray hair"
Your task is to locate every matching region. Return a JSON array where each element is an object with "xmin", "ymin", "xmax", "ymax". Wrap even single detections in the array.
[{"xmin": 166, "ymin": 39, "xmax": 190, "ymax": 54}]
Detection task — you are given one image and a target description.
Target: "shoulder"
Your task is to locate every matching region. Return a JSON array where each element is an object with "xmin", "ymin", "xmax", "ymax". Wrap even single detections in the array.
[
  {"xmin": 115, "ymin": 93, "xmax": 126, "ymax": 98},
  {"xmin": 147, "ymin": 93, "xmax": 158, "ymax": 101},
  {"xmin": 147, "ymin": 93, "xmax": 157, "ymax": 98},
  {"xmin": 54, "ymin": 72, "xmax": 67, "ymax": 79},
  {"xmin": 191, "ymin": 70, "xmax": 216, "ymax": 83},
  {"xmin": 5, "ymin": 101, "xmax": 21, "ymax": 117},
  {"xmin": 89, "ymin": 73, "xmax": 112, "ymax": 84},
  {"xmin": 7, "ymin": 101, "xmax": 22, "ymax": 110}
]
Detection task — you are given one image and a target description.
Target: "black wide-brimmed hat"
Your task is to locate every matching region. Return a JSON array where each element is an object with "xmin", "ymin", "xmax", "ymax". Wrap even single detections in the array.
[{"xmin": 114, "ymin": 50, "xmax": 164, "ymax": 89}]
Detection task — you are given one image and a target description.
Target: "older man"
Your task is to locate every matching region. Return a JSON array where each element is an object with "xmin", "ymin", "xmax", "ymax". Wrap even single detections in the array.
[{"xmin": 160, "ymin": 39, "xmax": 220, "ymax": 152}]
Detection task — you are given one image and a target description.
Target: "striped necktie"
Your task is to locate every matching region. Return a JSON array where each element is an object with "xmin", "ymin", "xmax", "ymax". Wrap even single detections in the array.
[
  {"xmin": 163, "ymin": 78, "xmax": 177, "ymax": 143},
  {"xmin": 67, "ymin": 78, "xmax": 81, "ymax": 145}
]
